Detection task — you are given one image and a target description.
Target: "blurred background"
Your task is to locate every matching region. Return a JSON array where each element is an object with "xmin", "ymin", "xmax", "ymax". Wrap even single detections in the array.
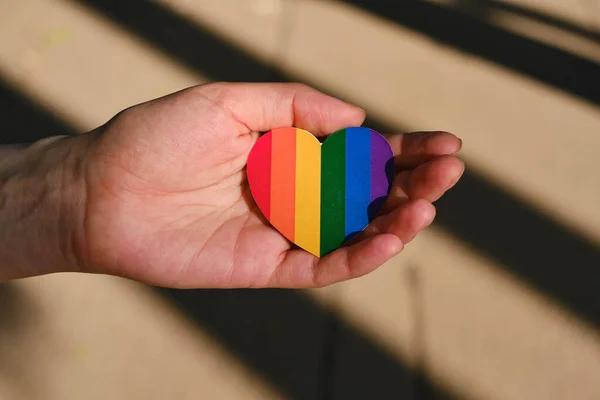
[{"xmin": 1, "ymin": 0, "xmax": 600, "ymax": 399}]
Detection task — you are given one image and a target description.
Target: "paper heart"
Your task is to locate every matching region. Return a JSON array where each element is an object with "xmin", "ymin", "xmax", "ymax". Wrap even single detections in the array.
[{"xmin": 247, "ymin": 127, "xmax": 394, "ymax": 257}]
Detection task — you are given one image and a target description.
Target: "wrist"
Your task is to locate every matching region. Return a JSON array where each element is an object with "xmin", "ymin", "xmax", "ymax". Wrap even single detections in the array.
[{"xmin": 0, "ymin": 134, "xmax": 92, "ymax": 281}]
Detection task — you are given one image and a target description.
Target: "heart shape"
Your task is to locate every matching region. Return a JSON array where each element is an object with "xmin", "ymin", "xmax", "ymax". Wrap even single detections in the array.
[{"xmin": 247, "ymin": 127, "xmax": 394, "ymax": 257}]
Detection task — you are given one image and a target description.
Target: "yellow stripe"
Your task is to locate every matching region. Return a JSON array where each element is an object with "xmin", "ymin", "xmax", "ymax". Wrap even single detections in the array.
[{"xmin": 294, "ymin": 128, "xmax": 321, "ymax": 256}]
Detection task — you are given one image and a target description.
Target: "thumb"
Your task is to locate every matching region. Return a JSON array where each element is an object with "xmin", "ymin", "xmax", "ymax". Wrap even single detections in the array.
[{"xmin": 200, "ymin": 82, "xmax": 366, "ymax": 135}]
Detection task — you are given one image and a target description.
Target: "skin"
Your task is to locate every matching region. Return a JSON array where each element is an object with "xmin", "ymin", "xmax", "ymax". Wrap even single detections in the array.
[{"xmin": 0, "ymin": 82, "xmax": 464, "ymax": 288}]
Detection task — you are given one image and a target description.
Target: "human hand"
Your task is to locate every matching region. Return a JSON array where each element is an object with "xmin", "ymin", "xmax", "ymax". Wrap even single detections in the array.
[{"xmin": 1, "ymin": 83, "xmax": 464, "ymax": 287}]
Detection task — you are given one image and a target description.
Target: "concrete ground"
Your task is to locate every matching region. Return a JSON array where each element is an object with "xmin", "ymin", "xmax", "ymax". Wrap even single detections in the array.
[{"xmin": 1, "ymin": 0, "xmax": 599, "ymax": 399}]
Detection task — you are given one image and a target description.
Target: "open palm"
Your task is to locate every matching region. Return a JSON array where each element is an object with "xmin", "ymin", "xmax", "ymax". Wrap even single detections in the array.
[{"xmin": 79, "ymin": 82, "xmax": 463, "ymax": 288}]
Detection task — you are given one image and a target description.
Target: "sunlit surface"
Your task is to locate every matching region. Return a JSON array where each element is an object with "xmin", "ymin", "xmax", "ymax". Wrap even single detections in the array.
[
  {"xmin": 314, "ymin": 228, "xmax": 600, "ymax": 400},
  {"xmin": 0, "ymin": 276, "xmax": 282, "ymax": 400},
  {"xmin": 0, "ymin": 0, "xmax": 202, "ymax": 131},
  {"xmin": 1, "ymin": 0, "xmax": 599, "ymax": 399},
  {"xmin": 427, "ymin": 0, "xmax": 600, "ymax": 63},
  {"xmin": 281, "ymin": 0, "xmax": 600, "ymax": 246}
]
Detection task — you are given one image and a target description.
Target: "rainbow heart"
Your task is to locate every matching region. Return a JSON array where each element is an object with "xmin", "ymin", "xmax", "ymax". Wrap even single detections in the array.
[{"xmin": 247, "ymin": 127, "xmax": 394, "ymax": 257}]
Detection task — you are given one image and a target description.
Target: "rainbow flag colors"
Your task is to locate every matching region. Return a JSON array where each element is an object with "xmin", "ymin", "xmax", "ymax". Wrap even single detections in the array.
[{"xmin": 247, "ymin": 127, "xmax": 394, "ymax": 257}]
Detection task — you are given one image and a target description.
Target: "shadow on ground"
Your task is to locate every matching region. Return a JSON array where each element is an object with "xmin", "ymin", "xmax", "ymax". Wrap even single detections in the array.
[
  {"xmin": 452, "ymin": 0, "xmax": 600, "ymax": 44},
  {"xmin": 0, "ymin": 80, "xmax": 74, "ymax": 143},
  {"xmin": 0, "ymin": 78, "xmax": 455, "ymax": 399},
  {"xmin": 157, "ymin": 288, "xmax": 454, "ymax": 400},
  {"xmin": 0, "ymin": 283, "xmax": 45, "ymax": 400},
  {"xmin": 347, "ymin": 0, "xmax": 600, "ymax": 107},
  {"xmin": 79, "ymin": 0, "xmax": 600, "ymax": 326},
  {"xmin": 3, "ymin": 0, "xmax": 600, "ymax": 398}
]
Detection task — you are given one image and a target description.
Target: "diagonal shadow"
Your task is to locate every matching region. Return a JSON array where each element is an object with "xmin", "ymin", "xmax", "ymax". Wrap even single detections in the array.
[
  {"xmin": 453, "ymin": 0, "xmax": 600, "ymax": 44},
  {"xmin": 0, "ymin": 80, "xmax": 455, "ymax": 398},
  {"xmin": 0, "ymin": 80, "xmax": 75, "ymax": 143},
  {"xmin": 76, "ymin": 0, "xmax": 281, "ymax": 83},
  {"xmin": 6, "ymin": 0, "xmax": 600, "ymax": 397},
  {"xmin": 77, "ymin": 0, "xmax": 600, "ymax": 325},
  {"xmin": 346, "ymin": 0, "xmax": 600, "ymax": 107},
  {"xmin": 362, "ymin": 116, "xmax": 600, "ymax": 324},
  {"xmin": 0, "ymin": 283, "xmax": 46, "ymax": 400},
  {"xmin": 156, "ymin": 288, "xmax": 452, "ymax": 400}
]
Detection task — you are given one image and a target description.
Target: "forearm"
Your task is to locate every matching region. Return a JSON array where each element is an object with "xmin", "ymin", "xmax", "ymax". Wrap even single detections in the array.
[{"xmin": 0, "ymin": 135, "xmax": 90, "ymax": 281}]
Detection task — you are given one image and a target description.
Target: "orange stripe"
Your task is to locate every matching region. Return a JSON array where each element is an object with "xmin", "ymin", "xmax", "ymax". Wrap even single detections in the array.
[{"xmin": 270, "ymin": 127, "xmax": 296, "ymax": 242}]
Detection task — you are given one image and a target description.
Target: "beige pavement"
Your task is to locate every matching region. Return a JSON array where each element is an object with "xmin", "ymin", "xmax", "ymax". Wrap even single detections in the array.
[
  {"xmin": 1, "ymin": 0, "xmax": 599, "ymax": 399},
  {"xmin": 0, "ymin": 275, "xmax": 281, "ymax": 400}
]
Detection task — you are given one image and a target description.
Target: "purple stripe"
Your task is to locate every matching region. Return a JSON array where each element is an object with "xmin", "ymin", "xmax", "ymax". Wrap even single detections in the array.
[{"xmin": 370, "ymin": 130, "xmax": 394, "ymax": 201}]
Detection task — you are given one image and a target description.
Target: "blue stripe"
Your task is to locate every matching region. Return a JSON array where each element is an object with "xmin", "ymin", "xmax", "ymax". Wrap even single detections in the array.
[{"xmin": 344, "ymin": 127, "xmax": 371, "ymax": 240}]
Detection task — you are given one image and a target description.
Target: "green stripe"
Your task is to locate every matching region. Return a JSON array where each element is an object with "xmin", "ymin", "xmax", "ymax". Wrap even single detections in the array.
[{"xmin": 320, "ymin": 129, "xmax": 346, "ymax": 257}]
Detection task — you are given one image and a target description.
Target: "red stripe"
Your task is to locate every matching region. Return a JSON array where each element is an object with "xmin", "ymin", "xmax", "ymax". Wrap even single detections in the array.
[{"xmin": 247, "ymin": 132, "xmax": 272, "ymax": 219}]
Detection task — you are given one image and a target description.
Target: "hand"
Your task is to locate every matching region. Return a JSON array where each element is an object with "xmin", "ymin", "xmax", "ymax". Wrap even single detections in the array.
[{"xmin": 49, "ymin": 83, "xmax": 465, "ymax": 287}]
